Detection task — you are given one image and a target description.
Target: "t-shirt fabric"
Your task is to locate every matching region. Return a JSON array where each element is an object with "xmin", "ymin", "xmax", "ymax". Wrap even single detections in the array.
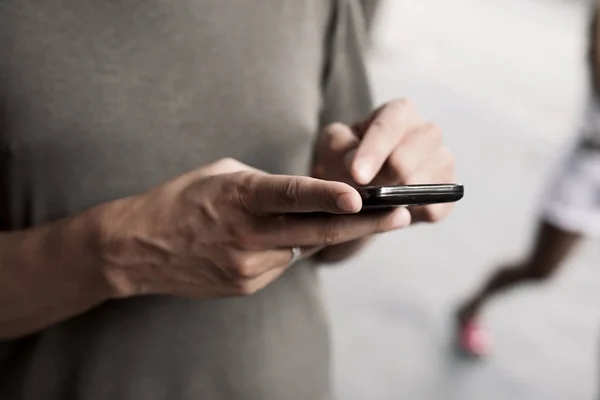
[{"xmin": 0, "ymin": 1, "xmax": 372, "ymax": 399}]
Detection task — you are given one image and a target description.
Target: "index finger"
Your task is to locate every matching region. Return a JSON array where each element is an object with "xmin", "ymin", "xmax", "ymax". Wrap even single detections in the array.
[
  {"xmin": 244, "ymin": 174, "xmax": 362, "ymax": 215},
  {"xmin": 351, "ymin": 99, "xmax": 419, "ymax": 185}
]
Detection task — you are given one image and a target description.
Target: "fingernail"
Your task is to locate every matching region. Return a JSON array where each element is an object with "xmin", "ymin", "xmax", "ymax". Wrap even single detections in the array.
[
  {"xmin": 336, "ymin": 193, "xmax": 359, "ymax": 213},
  {"xmin": 391, "ymin": 208, "xmax": 411, "ymax": 228}
]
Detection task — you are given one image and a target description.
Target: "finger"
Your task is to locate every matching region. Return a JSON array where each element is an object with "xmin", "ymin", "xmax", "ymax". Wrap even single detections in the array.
[
  {"xmin": 243, "ymin": 174, "xmax": 363, "ymax": 215},
  {"xmin": 406, "ymin": 147, "xmax": 457, "ymax": 223},
  {"xmin": 234, "ymin": 265, "xmax": 288, "ymax": 296},
  {"xmin": 314, "ymin": 123, "xmax": 360, "ymax": 179},
  {"xmin": 323, "ymin": 123, "xmax": 360, "ymax": 154},
  {"xmin": 410, "ymin": 202, "xmax": 454, "ymax": 224},
  {"xmin": 379, "ymin": 123, "xmax": 443, "ymax": 184},
  {"xmin": 261, "ymin": 207, "xmax": 412, "ymax": 247},
  {"xmin": 227, "ymin": 247, "xmax": 317, "ymax": 279},
  {"xmin": 405, "ymin": 146, "xmax": 455, "ymax": 185},
  {"xmin": 351, "ymin": 99, "xmax": 420, "ymax": 185},
  {"xmin": 409, "ymin": 188, "xmax": 456, "ymax": 223}
]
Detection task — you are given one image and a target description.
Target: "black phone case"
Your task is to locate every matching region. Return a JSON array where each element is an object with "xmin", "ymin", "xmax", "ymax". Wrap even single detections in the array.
[{"xmin": 357, "ymin": 184, "xmax": 464, "ymax": 210}]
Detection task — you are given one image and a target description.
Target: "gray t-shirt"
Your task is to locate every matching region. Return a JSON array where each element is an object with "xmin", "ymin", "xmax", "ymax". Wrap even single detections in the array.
[{"xmin": 0, "ymin": 1, "xmax": 371, "ymax": 399}]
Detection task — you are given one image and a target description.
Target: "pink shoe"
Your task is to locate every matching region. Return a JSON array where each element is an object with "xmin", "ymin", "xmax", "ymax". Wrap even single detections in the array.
[{"xmin": 457, "ymin": 319, "xmax": 490, "ymax": 358}]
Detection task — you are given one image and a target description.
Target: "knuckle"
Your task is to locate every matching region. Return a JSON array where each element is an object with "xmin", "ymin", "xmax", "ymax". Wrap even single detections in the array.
[
  {"xmin": 317, "ymin": 188, "xmax": 332, "ymax": 211},
  {"xmin": 280, "ymin": 178, "xmax": 302, "ymax": 208},
  {"xmin": 231, "ymin": 254, "xmax": 260, "ymax": 279},
  {"xmin": 321, "ymin": 219, "xmax": 342, "ymax": 246},
  {"xmin": 387, "ymin": 152, "xmax": 411, "ymax": 181},
  {"xmin": 216, "ymin": 157, "xmax": 237, "ymax": 167},
  {"xmin": 175, "ymin": 212, "xmax": 203, "ymax": 247},
  {"xmin": 390, "ymin": 98, "xmax": 412, "ymax": 111},
  {"xmin": 223, "ymin": 177, "xmax": 244, "ymax": 204},
  {"xmin": 210, "ymin": 157, "xmax": 244, "ymax": 174},
  {"xmin": 326, "ymin": 122, "xmax": 348, "ymax": 135},
  {"xmin": 228, "ymin": 222, "xmax": 261, "ymax": 250},
  {"xmin": 321, "ymin": 123, "xmax": 342, "ymax": 150},
  {"xmin": 226, "ymin": 172, "xmax": 256, "ymax": 209},
  {"xmin": 423, "ymin": 122, "xmax": 443, "ymax": 143},
  {"xmin": 236, "ymin": 170, "xmax": 258, "ymax": 189}
]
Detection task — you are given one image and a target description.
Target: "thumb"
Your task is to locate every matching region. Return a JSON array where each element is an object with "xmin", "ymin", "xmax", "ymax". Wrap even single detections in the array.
[
  {"xmin": 315, "ymin": 123, "xmax": 359, "ymax": 177},
  {"xmin": 319, "ymin": 123, "xmax": 360, "ymax": 156},
  {"xmin": 314, "ymin": 123, "xmax": 359, "ymax": 181}
]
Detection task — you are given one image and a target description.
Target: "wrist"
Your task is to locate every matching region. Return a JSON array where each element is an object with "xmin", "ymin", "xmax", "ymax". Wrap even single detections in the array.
[
  {"xmin": 91, "ymin": 196, "xmax": 148, "ymax": 299},
  {"xmin": 5, "ymin": 207, "xmax": 118, "ymax": 308},
  {"xmin": 58, "ymin": 209, "xmax": 118, "ymax": 300}
]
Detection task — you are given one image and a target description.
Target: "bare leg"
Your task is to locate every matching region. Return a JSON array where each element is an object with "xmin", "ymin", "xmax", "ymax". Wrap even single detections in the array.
[{"xmin": 458, "ymin": 220, "xmax": 583, "ymax": 323}]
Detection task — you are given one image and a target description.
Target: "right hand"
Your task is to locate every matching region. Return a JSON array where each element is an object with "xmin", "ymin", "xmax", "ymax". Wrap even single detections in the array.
[{"xmin": 97, "ymin": 158, "xmax": 410, "ymax": 298}]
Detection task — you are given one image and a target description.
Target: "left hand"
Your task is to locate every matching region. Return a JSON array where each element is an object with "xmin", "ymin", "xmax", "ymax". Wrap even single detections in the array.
[{"xmin": 312, "ymin": 98, "xmax": 456, "ymax": 224}]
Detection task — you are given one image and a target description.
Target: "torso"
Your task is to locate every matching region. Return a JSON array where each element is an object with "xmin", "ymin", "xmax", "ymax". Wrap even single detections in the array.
[{"xmin": 0, "ymin": 1, "xmax": 368, "ymax": 399}]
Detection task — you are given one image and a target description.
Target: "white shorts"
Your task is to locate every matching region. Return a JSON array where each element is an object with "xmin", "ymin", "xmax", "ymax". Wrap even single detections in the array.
[{"xmin": 541, "ymin": 92, "xmax": 600, "ymax": 235}]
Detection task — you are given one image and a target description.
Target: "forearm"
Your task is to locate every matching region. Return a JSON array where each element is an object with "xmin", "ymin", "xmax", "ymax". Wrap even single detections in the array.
[{"xmin": 0, "ymin": 209, "xmax": 112, "ymax": 340}]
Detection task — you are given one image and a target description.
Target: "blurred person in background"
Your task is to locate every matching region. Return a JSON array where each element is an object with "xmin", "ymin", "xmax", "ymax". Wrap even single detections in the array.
[
  {"xmin": 0, "ymin": 1, "xmax": 457, "ymax": 399},
  {"xmin": 456, "ymin": 1, "xmax": 600, "ymax": 358}
]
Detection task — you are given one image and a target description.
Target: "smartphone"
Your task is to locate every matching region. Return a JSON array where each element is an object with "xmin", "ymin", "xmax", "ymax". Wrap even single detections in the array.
[{"xmin": 357, "ymin": 183, "xmax": 464, "ymax": 211}]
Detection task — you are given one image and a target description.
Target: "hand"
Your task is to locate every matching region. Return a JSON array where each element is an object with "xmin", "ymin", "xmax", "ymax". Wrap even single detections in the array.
[
  {"xmin": 312, "ymin": 98, "xmax": 456, "ymax": 223},
  {"xmin": 97, "ymin": 158, "xmax": 411, "ymax": 298}
]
